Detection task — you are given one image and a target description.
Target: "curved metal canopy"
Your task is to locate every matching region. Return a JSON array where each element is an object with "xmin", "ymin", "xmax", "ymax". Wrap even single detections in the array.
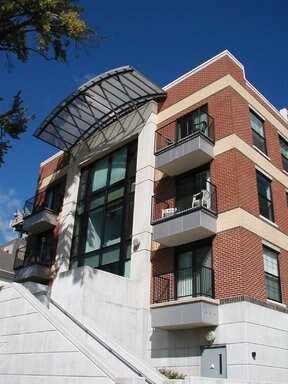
[{"xmin": 34, "ymin": 66, "xmax": 166, "ymax": 151}]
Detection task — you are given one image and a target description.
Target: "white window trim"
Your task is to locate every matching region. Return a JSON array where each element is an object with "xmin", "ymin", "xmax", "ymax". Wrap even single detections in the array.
[
  {"xmin": 262, "ymin": 240, "xmax": 280, "ymax": 253},
  {"xmin": 249, "ymin": 105, "xmax": 265, "ymax": 121},
  {"xmin": 255, "ymin": 165, "xmax": 273, "ymax": 180},
  {"xmin": 267, "ymin": 299, "xmax": 286, "ymax": 307},
  {"xmin": 260, "ymin": 215, "xmax": 278, "ymax": 228},
  {"xmin": 253, "ymin": 145, "xmax": 271, "ymax": 161}
]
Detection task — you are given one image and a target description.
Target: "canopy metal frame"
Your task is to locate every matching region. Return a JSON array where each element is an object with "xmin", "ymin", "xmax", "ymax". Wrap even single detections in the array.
[{"xmin": 34, "ymin": 66, "xmax": 166, "ymax": 151}]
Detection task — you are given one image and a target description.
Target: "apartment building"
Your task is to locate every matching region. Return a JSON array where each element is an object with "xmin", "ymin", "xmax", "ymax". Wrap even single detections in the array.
[{"xmin": 4, "ymin": 50, "xmax": 288, "ymax": 383}]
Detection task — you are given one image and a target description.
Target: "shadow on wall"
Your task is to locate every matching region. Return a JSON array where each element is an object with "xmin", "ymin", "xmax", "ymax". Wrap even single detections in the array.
[
  {"xmin": 150, "ymin": 328, "xmax": 208, "ymax": 359},
  {"xmin": 51, "ymin": 169, "xmax": 92, "ymax": 288},
  {"xmin": 38, "ymin": 152, "xmax": 70, "ymax": 186}
]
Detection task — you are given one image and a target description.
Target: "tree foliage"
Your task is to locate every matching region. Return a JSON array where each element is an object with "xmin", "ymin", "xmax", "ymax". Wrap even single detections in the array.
[
  {"xmin": 0, "ymin": 0, "xmax": 97, "ymax": 164},
  {"xmin": 0, "ymin": 92, "xmax": 34, "ymax": 165}
]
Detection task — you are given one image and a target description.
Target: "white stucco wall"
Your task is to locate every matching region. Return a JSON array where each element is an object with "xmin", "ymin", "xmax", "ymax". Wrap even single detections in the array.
[
  {"xmin": 0, "ymin": 284, "xmax": 115, "ymax": 384},
  {"xmin": 56, "ymin": 101, "xmax": 157, "ymax": 276},
  {"xmin": 149, "ymin": 300, "xmax": 288, "ymax": 383},
  {"xmin": 51, "ymin": 101, "xmax": 158, "ymax": 363},
  {"xmin": 217, "ymin": 300, "xmax": 288, "ymax": 383}
]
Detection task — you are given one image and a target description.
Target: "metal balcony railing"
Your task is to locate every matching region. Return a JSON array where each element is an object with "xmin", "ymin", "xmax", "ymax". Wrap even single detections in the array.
[
  {"xmin": 23, "ymin": 190, "xmax": 62, "ymax": 217},
  {"xmin": 13, "ymin": 240, "xmax": 54, "ymax": 270},
  {"xmin": 155, "ymin": 111, "xmax": 215, "ymax": 154},
  {"xmin": 153, "ymin": 265, "xmax": 214, "ymax": 304},
  {"xmin": 151, "ymin": 179, "xmax": 217, "ymax": 223}
]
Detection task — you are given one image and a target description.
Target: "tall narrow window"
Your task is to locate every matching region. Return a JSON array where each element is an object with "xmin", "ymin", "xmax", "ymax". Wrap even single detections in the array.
[
  {"xmin": 279, "ymin": 136, "xmax": 288, "ymax": 172},
  {"xmin": 177, "ymin": 105, "xmax": 208, "ymax": 141},
  {"xmin": 256, "ymin": 171, "xmax": 274, "ymax": 222},
  {"xmin": 250, "ymin": 110, "xmax": 267, "ymax": 154},
  {"xmin": 70, "ymin": 141, "xmax": 137, "ymax": 277},
  {"xmin": 263, "ymin": 246, "xmax": 281, "ymax": 302},
  {"xmin": 176, "ymin": 241, "xmax": 213, "ymax": 299},
  {"xmin": 176, "ymin": 168, "xmax": 210, "ymax": 212}
]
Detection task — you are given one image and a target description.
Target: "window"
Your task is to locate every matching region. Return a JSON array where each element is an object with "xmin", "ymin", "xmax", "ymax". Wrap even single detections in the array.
[
  {"xmin": 70, "ymin": 141, "xmax": 137, "ymax": 277},
  {"xmin": 45, "ymin": 183, "xmax": 63, "ymax": 213},
  {"xmin": 176, "ymin": 241, "xmax": 213, "ymax": 299},
  {"xmin": 279, "ymin": 136, "xmax": 288, "ymax": 172},
  {"xmin": 250, "ymin": 110, "xmax": 267, "ymax": 154},
  {"xmin": 177, "ymin": 105, "xmax": 209, "ymax": 141},
  {"xmin": 256, "ymin": 171, "xmax": 274, "ymax": 222},
  {"xmin": 176, "ymin": 168, "xmax": 210, "ymax": 212},
  {"xmin": 263, "ymin": 246, "xmax": 281, "ymax": 302}
]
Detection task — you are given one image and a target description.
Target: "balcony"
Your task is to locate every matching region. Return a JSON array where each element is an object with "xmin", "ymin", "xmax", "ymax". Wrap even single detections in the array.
[
  {"xmin": 151, "ymin": 266, "xmax": 218, "ymax": 329},
  {"xmin": 13, "ymin": 240, "xmax": 54, "ymax": 283},
  {"xmin": 22, "ymin": 190, "xmax": 62, "ymax": 234},
  {"xmin": 155, "ymin": 112, "xmax": 214, "ymax": 176},
  {"xmin": 152, "ymin": 180, "xmax": 217, "ymax": 247}
]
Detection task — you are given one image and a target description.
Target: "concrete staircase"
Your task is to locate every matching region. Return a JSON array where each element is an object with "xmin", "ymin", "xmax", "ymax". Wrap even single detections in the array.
[{"xmin": 0, "ymin": 283, "xmax": 165, "ymax": 384}]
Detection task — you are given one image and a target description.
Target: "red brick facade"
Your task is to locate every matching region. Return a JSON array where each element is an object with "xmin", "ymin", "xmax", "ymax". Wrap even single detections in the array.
[
  {"xmin": 37, "ymin": 152, "xmax": 69, "ymax": 184},
  {"xmin": 152, "ymin": 52, "xmax": 288, "ymax": 308}
]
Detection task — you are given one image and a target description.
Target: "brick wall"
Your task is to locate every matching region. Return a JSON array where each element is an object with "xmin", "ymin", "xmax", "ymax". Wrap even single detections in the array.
[
  {"xmin": 150, "ymin": 247, "xmax": 175, "ymax": 303},
  {"xmin": 280, "ymin": 249, "xmax": 288, "ymax": 305},
  {"xmin": 38, "ymin": 152, "xmax": 69, "ymax": 183},
  {"xmin": 213, "ymin": 228, "xmax": 266, "ymax": 301},
  {"xmin": 159, "ymin": 55, "xmax": 245, "ymax": 112},
  {"xmin": 211, "ymin": 149, "xmax": 259, "ymax": 215},
  {"xmin": 153, "ymin": 52, "xmax": 288, "ymax": 306}
]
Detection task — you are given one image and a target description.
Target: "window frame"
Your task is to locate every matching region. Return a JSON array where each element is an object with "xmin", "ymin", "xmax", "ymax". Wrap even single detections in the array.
[
  {"xmin": 250, "ymin": 109, "xmax": 267, "ymax": 155},
  {"xmin": 263, "ymin": 246, "xmax": 282, "ymax": 303},
  {"xmin": 70, "ymin": 141, "xmax": 137, "ymax": 276},
  {"xmin": 175, "ymin": 239, "xmax": 213, "ymax": 299},
  {"xmin": 256, "ymin": 170, "xmax": 274, "ymax": 222},
  {"xmin": 279, "ymin": 135, "xmax": 288, "ymax": 173},
  {"xmin": 176, "ymin": 104, "xmax": 209, "ymax": 141}
]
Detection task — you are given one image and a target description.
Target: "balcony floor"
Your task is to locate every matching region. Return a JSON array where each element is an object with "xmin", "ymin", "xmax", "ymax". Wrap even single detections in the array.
[
  {"xmin": 153, "ymin": 208, "xmax": 217, "ymax": 247},
  {"xmin": 14, "ymin": 263, "xmax": 50, "ymax": 283},
  {"xmin": 22, "ymin": 209, "xmax": 57, "ymax": 234},
  {"xmin": 151, "ymin": 297, "xmax": 219, "ymax": 330},
  {"xmin": 155, "ymin": 134, "xmax": 214, "ymax": 176}
]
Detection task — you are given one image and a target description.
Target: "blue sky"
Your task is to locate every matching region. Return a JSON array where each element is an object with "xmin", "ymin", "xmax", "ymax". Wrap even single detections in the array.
[{"xmin": 0, "ymin": 0, "xmax": 288, "ymax": 243}]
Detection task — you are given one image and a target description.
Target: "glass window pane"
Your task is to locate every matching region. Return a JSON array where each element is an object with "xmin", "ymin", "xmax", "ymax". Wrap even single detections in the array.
[
  {"xmin": 108, "ymin": 187, "xmax": 124, "ymax": 202},
  {"xmin": 70, "ymin": 258, "xmax": 79, "ymax": 269},
  {"xmin": 89, "ymin": 194, "xmax": 105, "ymax": 210},
  {"xmin": 46, "ymin": 189, "xmax": 54, "ymax": 210},
  {"xmin": 258, "ymin": 195, "xmax": 273, "ymax": 221},
  {"xmin": 257, "ymin": 172, "xmax": 271, "ymax": 200},
  {"xmin": 124, "ymin": 260, "xmax": 131, "ymax": 278},
  {"xmin": 103, "ymin": 202, "xmax": 123, "ymax": 246},
  {"xmin": 280, "ymin": 137, "xmax": 288, "ymax": 171},
  {"xmin": 266, "ymin": 275, "xmax": 281, "ymax": 302},
  {"xmin": 280, "ymin": 137, "xmax": 288, "ymax": 158},
  {"xmin": 178, "ymin": 252, "xmax": 193, "ymax": 269},
  {"xmin": 282, "ymin": 156, "xmax": 288, "ymax": 173},
  {"xmin": 253, "ymin": 131, "xmax": 266, "ymax": 153},
  {"xmin": 102, "ymin": 246, "xmax": 120, "ymax": 265},
  {"xmin": 263, "ymin": 247, "xmax": 281, "ymax": 302},
  {"xmin": 177, "ymin": 265, "xmax": 193, "ymax": 298},
  {"xmin": 83, "ymin": 252, "xmax": 100, "ymax": 268},
  {"xmin": 125, "ymin": 242, "xmax": 131, "ymax": 260},
  {"xmin": 250, "ymin": 111, "xmax": 264, "ymax": 137},
  {"xmin": 85, "ymin": 208, "xmax": 104, "ymax": 252},
  {"xmin": 263, "ymin": 248, "xmax": 279, "ymax": 276},
  {"xmin": 196, "ymin": 246, "xmax": 212, "ymax": 268},
  {"xmin": 92, "ymin": 157, "xmax": 108, "ymax": 191},
  {"xmin": 110, "ymin": 147, "xmax": 127, "ymax": 185}
]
